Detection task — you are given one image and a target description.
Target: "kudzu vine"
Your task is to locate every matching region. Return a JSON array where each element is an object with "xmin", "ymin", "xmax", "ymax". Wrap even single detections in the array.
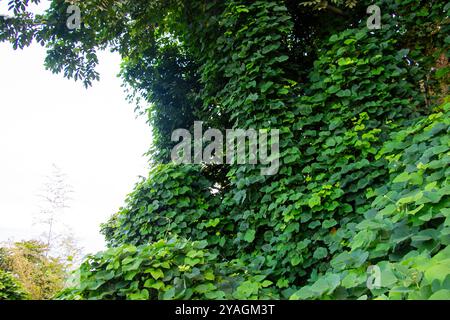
[{"xmin": 1, "ymin": 0, "xmax": 449, "ymax": 300}]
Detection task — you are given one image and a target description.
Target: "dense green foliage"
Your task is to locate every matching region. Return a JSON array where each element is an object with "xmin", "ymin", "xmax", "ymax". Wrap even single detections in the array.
[
  {"xmin": 0, "ymin": 241, "xmax": 67, "ymax": 300},
  {"xmin": 101, "ymin": 165, "xmax": 222, "ymax": 247},
  {"xmin": 292, "ymin": 100, "xmax": 450, "ymax": 299},
  {"xmin": 2, "ymin": 0, "xmax": 449, "ymax": 300},
  {"xmin": 0, "ymin": 270, "xmax": 28, "ymax": 300},
  {"xmin": 57, "ymin": 238, "xmax": 279, "ymax": 300}
]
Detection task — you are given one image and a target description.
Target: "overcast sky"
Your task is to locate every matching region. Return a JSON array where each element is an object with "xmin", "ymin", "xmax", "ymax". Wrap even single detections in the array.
[{"xmin": 0, "ymin": 1, "xmax": 152, "ymax": 255}]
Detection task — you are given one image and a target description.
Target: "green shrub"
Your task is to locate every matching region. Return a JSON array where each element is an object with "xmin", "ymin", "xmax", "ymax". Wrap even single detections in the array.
[
  {"xmin": 0, "ymin": 270, "xmax": 28, "ymax": 300},
  {"xmin": 58, "ymin": 238, "xmax": 279, "ymax": 300}
]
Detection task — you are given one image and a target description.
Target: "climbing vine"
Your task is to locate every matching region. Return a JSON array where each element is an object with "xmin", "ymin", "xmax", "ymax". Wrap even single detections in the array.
[{"xmin": 1, "ymin": 0, "xmax": 449, "ymax": 300}]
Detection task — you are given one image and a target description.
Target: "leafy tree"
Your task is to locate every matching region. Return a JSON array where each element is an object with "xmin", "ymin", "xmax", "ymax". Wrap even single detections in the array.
[
  {"xmin": 0, "ymin": 269, "xmax": 29, "ymax": 300},
  {"xmin": 1, "ymin": 0, "xmax": 449, "ymax": 300},
  {"xmin": 0, "ymin": 240, "xmax": 67, "ymax": 300}
]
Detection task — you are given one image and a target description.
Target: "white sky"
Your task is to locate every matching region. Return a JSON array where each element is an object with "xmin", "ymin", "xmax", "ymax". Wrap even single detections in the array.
[{"xmin": 0, "ymin": 1, "xmax": 152, "ymax": 255}]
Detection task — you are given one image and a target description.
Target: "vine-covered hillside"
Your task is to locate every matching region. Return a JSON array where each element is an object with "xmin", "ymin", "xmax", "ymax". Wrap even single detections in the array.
[{"xmin": 1, "ymin": 0, "xmax": 449, "ymax": 300}]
